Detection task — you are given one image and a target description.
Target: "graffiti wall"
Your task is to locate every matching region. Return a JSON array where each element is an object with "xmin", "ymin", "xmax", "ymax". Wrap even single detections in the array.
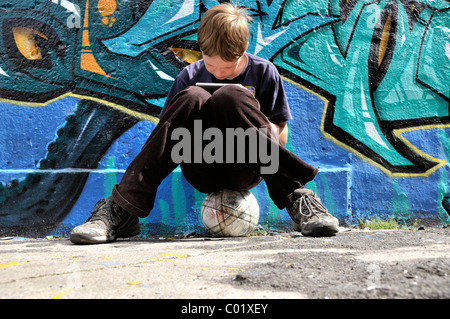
[{"xmin": 0, "ymin": 0, "xmax": 448, "ymax": 237}]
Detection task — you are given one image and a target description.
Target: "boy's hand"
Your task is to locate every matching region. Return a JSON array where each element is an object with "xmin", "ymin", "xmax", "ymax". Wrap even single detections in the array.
[{"xmin": 270, "ymin": 122, "xmax": 288, "ymax": 146}]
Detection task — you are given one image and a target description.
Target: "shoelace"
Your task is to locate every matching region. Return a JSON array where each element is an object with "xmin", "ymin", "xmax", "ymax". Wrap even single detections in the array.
[
  {"xmin": 86, "ymin": 198, "xmax": 131, "ymax": 229},
  {"xmin": 85, "ymin": 198, "xmax": 110, "ymax": 223},
  {"xmin": 297, "ymin": 193, "xmax": 328, "ymax": 218}
]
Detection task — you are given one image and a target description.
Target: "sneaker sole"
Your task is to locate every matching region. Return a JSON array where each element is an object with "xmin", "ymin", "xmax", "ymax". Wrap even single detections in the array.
[
  {"xmin": 301, "ymin": 222, "xmax": 339, "ymax": 237},
  {"xmin": 70, "ymin": 227, "xmax": 140, "ymax": 245},
  {"xmin": 70, "ymin": 233, "xmax": 114, "ymax": 245}
]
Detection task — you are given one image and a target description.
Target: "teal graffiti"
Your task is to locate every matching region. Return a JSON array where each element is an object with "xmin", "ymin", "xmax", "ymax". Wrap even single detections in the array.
[
  {"xmin": 438, "ymin": 170, "xmax": 450, "ymax": 225},
  {"xmin": 0, "ymin": 0, "xmax": 338, "ymax": 235},
  {"xmin": 437, "ymin": 130, "xmax": 450, "ymax": 224},
  {"xmin": 273, "ymin": 0, "xmax": 449, "ymax": 176},
  {"xmin": 319, "ymin": 173, "xmax": 336, "ymax": 218},
  {"xmin": 103, "ymin": 156, "xmax": 117, "ymax": 198},
  {"xmin": 258, "ymin": 186, "xmax": 283, "ymax": 228},
  {"xmin": 391, "ymin": 181, "xmax": 411, "ymax": 223},
  {"xmin": 0, "ymin": 0, "xmax": 337, "ymax": 117},
  {"xmin": 1, "ymin": 0, "xmax": 448, "ymax": 235},
  {"xmin": 171, "ymin": 169, "xmax": 187, "ymax": 233},
  {"xmin": 158, "ymin": 199, "xmax": 171, "ymax": 235}
]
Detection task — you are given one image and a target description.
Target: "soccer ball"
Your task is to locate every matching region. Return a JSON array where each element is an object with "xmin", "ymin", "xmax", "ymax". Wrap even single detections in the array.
[{"xmin": 201, "ymin": 189, "xmax": 260, "ymax": 237}]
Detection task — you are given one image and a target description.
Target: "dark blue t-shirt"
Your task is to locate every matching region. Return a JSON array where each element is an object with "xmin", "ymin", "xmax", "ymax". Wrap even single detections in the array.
[{"xmin": 160, "ymin": 53, "xmax": 292, "ymax": 123}]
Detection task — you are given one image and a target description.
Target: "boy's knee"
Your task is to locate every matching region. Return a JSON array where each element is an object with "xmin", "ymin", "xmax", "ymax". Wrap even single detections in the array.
[
  {"xmin": 209, "ymin": 85, "xmax": 255, "ymax": 114},
  {"xmin": 183, "ymin": 86, "xmax": 211, "ymax": 103},
  {"xmin": 161, "ymin": 86, "xmax": 211, "ymax": 120},
  {"xmin": 212, "ymin": 85, "xmax": 248, "ymax": 101},
  {"xmin": 172, "ymin": 86, "xmax": 211, "ymax": 111}
]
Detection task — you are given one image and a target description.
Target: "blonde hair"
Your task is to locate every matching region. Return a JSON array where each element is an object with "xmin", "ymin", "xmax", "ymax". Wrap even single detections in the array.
[{"xmin": 198, "ymin": 3, "xmax": 252, "ymax": 61}]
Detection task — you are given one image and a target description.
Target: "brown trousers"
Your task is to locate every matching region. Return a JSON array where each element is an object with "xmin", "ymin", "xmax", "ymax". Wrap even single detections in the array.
[{"xmin": 112, "ymin": 85, "xmax": 318, "ymax": 217}]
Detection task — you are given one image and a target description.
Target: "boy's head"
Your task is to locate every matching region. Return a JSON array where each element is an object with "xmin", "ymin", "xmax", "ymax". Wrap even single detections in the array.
[{"xmin": 198, "ymin": 3, "xmax": 252, "ymax": 61}]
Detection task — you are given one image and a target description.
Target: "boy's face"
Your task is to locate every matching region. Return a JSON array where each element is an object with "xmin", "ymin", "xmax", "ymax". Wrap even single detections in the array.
[{"xmin": 202, "ymin": 54, "xmax": 246, "ymax": 80}]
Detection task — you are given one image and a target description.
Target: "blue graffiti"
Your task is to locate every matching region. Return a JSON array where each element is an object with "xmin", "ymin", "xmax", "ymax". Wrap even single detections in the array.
[{"xmin": 0, "ymin": 0, "xmax": 336, "ymax": 235}]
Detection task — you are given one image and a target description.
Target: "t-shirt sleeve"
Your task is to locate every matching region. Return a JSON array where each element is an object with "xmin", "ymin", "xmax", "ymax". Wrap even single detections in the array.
[
  {"xmin": 259, "ymin": 65, "xmax": 292, "ymax": 124},
  {"xmin": 159, "ymin": 69, "xmax": 190, "ymax": 117}
]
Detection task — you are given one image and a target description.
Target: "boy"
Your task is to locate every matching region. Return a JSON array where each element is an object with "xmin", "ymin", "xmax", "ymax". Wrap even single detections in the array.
[{"xmin": 70, "ymin": 3, "xmax": 339, "ymax": 244}]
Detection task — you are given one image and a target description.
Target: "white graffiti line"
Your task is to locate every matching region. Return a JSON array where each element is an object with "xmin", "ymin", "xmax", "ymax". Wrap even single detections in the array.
[
  {"xmin": 361, "ymin": 80, "xmax": 390, "ymax": 150},
  {"xmin": 74, "ymin": 109, "xmax": 96, "ymax": 149},
  {"xmin": 400, "ymin": 16, "xmax": 406, "ymax": 47},
  {"xmin": 360, "ymin": 79, "xmax": 368, "ymax": 111},
  {"xmin": 0, "ymin": 66, "xmax": 9, "ymax": 77},
  {"xmin": 255, "ymin": 23, "xmax": 288, "ymax": 55},
  {"xmin": 445, "ymin": 41, "xmax": 450, "ymax": 61},
  {"xmin": 52, "ymin": 0, "xmax": 81, "ymax": 17},
  {"xmin": 166, "ymin": 0, "xmax": 196, "ymax": 24},
  {"xmin": 326, "ymin": 41, "xmax": 343, "ymax": 67},
  {"xmin": 150, "ymin": 62, "xmax": 175, "ymax": 81},
  {"xmin": 364, "ymin": 122, "xmax": 390, "ymax": 150},
  {"xmin": 360, "ymin": 79, "xmax": 390, "ymax": 150}
]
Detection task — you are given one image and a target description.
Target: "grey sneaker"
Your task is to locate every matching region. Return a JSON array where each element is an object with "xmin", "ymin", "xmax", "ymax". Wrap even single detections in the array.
[
  {"xmin": 70, "ymin": 196, "xmax": 140, "ymax": 244},
  {"xmin": 286, "ymin": 188, "xmax": 339, "ymax": 236}
]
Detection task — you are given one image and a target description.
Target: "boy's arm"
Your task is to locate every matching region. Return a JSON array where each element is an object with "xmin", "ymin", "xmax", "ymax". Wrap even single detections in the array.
[{"xmin": 270, "ymin": 121, "xmax": 288, "ymax": 146}]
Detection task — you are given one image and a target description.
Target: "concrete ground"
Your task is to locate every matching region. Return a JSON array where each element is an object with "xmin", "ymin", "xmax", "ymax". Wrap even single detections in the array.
[{"xmin": 1, "ymin": 227, "xmax": 449, "ymax": 303}]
